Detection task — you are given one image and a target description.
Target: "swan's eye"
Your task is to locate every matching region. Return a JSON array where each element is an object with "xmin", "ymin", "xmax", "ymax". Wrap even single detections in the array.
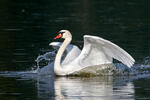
[{"xmin": 59, "ymin": 32, "xmax": 65, "ymax": 34}]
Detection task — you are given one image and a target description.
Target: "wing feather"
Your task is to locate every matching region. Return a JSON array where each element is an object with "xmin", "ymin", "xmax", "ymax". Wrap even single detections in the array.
[
  {"xmin": 83, "ymin": 35, "xmax": 135, "ymax": 67},
  {"xmin": 49, "ymin": 42, "xmax": 81, "ymax": 65}
]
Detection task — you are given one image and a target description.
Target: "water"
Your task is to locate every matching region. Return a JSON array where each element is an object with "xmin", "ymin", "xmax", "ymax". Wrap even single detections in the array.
[
  {"xmin": 0, "ymin": 72, "xmax": 150, "ymax": 100},
  {"xmin": 0, "ymin": 0, "xmax": 150, "ymax": 100}
]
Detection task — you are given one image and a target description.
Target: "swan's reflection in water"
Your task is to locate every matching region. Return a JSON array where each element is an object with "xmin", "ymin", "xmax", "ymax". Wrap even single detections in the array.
[{"xmin": 37, "ymin": 75, "xmax": 134, "ymax": 100}]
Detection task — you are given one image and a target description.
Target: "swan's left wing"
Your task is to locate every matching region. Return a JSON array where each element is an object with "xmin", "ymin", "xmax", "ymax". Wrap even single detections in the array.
[
  {"xmin": 50, "ymin": 42, "xmax": 81, "ymax": 65},
  {"xmin": 71, "ymin": 35, "xmax": 135, "ymax": 70}
]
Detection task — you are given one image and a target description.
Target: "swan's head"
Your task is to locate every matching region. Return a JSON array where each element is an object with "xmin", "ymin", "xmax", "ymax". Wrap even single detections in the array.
[{"xmin": 54, "ymin": 30, "xmax": 72, "ymax": 39}]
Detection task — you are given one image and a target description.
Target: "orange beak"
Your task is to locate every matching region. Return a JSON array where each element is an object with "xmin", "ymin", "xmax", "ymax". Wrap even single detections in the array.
[{"xmin": 54, "ymin": 34, "xmax": 62, "ymax": 39}]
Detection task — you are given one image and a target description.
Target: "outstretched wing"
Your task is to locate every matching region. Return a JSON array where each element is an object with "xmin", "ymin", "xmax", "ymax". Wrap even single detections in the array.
[{"xmin": 71, "ymin": 35, "xmax": 135, "ymax": 69}]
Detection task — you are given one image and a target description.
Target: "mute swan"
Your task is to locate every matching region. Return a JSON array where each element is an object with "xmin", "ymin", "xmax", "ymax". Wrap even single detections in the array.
[{"xmin": 50, "ymin": 30, "xmax": 135, "ymax": 76}]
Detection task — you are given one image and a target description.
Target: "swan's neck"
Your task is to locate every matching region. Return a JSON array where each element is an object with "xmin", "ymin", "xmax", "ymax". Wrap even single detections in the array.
[{"xmin": 54, "ymin": 37, "xmax": 72, "ymax": 74}]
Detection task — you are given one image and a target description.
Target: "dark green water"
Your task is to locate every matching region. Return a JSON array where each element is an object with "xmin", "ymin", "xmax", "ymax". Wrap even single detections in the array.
[
  {"xmin": 0, "ymin": 0, "xmax": 150, "ymax": 100},
  {"xmin": 0, "ymin": 73, "xmax": 150, "ymax": 100}
]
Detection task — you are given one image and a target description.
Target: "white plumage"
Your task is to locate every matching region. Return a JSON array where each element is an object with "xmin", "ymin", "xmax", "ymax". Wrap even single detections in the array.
[{"xmin": 49, "ymin": 30, "xmax": 135, "ymax": 76}]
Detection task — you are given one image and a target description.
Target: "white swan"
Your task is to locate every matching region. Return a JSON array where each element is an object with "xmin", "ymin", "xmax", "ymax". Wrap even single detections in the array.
[{"xmin": 49, "ymin": 30, "xmax": 135, "ymax": 76}]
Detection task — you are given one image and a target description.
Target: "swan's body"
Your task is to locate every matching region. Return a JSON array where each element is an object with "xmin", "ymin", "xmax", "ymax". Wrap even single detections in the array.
[{"xmin": 50, "ymin": 30, "xmax": 135, "ymax": 76}]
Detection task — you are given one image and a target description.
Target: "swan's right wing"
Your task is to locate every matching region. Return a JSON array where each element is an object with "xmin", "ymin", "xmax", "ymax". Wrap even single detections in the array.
[{"xmin": 70, "ymin": 35, "xmax": 135, "ymax": 71}]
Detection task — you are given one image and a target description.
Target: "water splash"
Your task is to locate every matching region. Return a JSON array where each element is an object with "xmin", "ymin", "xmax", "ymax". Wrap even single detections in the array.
[
  {"xmin": 34, "ymin": 50, "xmax": 56, "ymax": 72},
  {"xmin": 143, "ymin": 56, "xmax": 150, "ymax": 65}
]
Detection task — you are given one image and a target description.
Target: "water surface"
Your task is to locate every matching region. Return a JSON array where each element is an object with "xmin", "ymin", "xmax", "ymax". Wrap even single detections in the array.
[{"xmin": 0, "ymin": 72, "xmax": 150, "ymax": 100}]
